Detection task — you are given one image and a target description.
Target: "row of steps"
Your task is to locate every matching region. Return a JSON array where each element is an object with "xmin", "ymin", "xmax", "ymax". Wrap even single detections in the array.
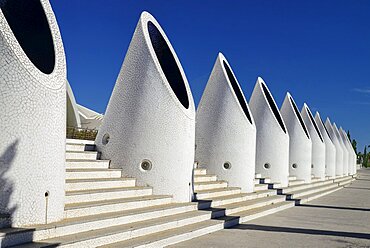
[
  {"xmin": 0, "ymin": 139, "xmax": 222, "ymax": 247},
  {"xmin": 194, "ymin": 170, "xmax": 294, "ymax": 228}
]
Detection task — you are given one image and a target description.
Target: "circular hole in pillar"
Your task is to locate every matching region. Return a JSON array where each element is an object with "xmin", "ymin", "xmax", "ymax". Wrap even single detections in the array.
[
  {"xmin": 223, "ymin": 162, "xmax": 231, "ymax": 170},
  {"xmin": 140, "ymin": 160, "xmax": 152, "ymax": 171},
  {"xmin": 102, "ymin": 133, "xmax": 110, "ymax": 145},
  {"xmin": 44, "ymin": 191, "xmax": 49, "ymax": 197},
  {"xmin": 292, "ymin": 163, "xmax": 298, "ymax": 169},
  {"xmin": 311, "ymin": 164, "xmax": 314, "ymax": 168},
  {"xmin": 264, "ymin": 163, "xmax": 271, "ymax": 169}
]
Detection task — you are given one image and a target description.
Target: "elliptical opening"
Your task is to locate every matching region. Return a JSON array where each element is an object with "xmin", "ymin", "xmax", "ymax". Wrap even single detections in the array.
[
  {"xmin": 147, "ymin": 21, "xmax": 189, "ymax": 109},
  {"xmin": 223, "ymin": 61, "xmax": 253, "ymax": 124},
  {"xmin": 289, "ymin": 96, "xmax": 310, "ymax": 139},
  {"xmin": 1, "ymin": 0, "xmax": 55, "ymax": 74},
  {"xmin": 306, "ymin": 107, "xmax": 323, "ymax": 142},
  {"xmin": 261, "ymin": 83, "xmax": 286, "ymax": 133}
]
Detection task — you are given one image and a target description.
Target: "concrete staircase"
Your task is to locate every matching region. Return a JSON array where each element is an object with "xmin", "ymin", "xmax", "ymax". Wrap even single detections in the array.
[
  {"xmin": 0, "ymin": 139, "xmax": 223, "ymax": 248},
  {"xmin": 276, "ymin": 174, "xmax": 356, "ymax": 204},
  {"xmin": 194, "ymin": 170, "xmax": 294, "ymax": 228}
]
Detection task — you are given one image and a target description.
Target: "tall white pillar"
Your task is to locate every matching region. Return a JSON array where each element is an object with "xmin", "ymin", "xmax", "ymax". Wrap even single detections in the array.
[
  {"xmin": 325, "ymin": 118, "xmax": 344, "ymax": 177},
  {"xmin": 333, "ymin": 123, "xmax": 348, "ymax": 176}
]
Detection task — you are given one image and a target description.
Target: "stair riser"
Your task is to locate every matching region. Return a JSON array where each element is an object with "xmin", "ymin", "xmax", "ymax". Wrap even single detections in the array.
[
  {"xmin": 194, "ymin": 182, "xmax": 228, "ymax": 191},
  {"xmin": 232, "ymin": 202, "xmax": 295, "ymax": 228},
  {"xmin": 254, "ymin": 179, "xmax": 260, "ymax": 185},
  {"xmin": 288, "ymin": 176, "xmax": 297, "ymax": 181},
  {"xmin": 66, "ymin": 171, "xmax": 121, "ymax": 180},
  {"xmin": 194, "ymin": 176, "xmax": 217, "ymax": 183},
  {"xmin": 66, "ymin": 139, "xmax": 95, "ymax": 145},
  {"xmin": 64, "ymin": 198, "xmax": 173, "ymax": 218},
  {"xmin": 334, "ymin": 177, "xmax": 354, "ymax": 183},
  {"xmin": 254, "ymin": 185, "xmax": 268, "ymax": 191},
  {"xmin": 66, "ymin": 144, "xmax": 96, "ymax": 152},
  {"xmin": 225, "ymin": 197, "xmax": 286, "ymax": 216},
  {"xmin": 133, "ymin": 223, "xmax": 224, "ymax": 248},
  {"xmin": 282, "ymin": 180, "xmax": 333, "ymax": 194},
  {"xmin": 66, "ymin": 189, "xmax": 153, "ymax": 204},
  {"xmin": 56, "ymin": 214, "xmax": 211, "ymax": 248},
  {"xmin": 196, "ymin": 189, "xmax": 241, "ymax": 200},
  {"xmin": 66, "ymin": 152, "xmax": 98, "ymax": 160},
  {"xmin": 290, "ymin": 184, "xmax": 338, "ymax": 199},
  {"xmin": 66, "ymin": 161, "xmax": 109, "ymax": 169},
  {"xmin": 32, "ymin": 205, "xmax": 197, "ymax": 242},
  {"xmin": 298, "ymin": 187, "xmax": 343, "ymax": 204},
  {"xmin": 338, "ymin": 179, "xmax": 355, "ymax": 186},
  {"xmin": 288, "ymin": 181, "xmax": 306, "ymax": 186},
  {"xmin": 194, "ymin": 169, "xmax": 207, "ymax": 175},
  {"xmin": 66, "ymin": 180, "xmax": 136, "ymax": 191},
  {"xmin": 198, "ymin": 191, "xmax": 277, "ymax": 209}
]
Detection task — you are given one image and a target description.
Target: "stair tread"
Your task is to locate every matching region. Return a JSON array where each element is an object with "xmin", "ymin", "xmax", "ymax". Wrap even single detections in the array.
[
  {"xmin": 66, "ymin": 168, "xmax": 121, "ymax": 172},
  {"xmin": 281, "ymin": 180, "xmax": 332, "ymax": 190},
  {"xmin": 100, "ymin": 219, "xmax": 223, "ymax": 248},
  {"xmin": 194, "ymin": 175, "xmax": 216, "ymax": 178},
  {"xmin": 199, "ymin": 189, "xmax": 275, "ymax": 201},
  {"xmin": 66, "ymin": 159, "xmax": 109, "ymax": 162},
  {"xmin": 217, "ymin": 201, "xmax": 294, "ymax": 222},
  {"xmin": 195, "ymin": 187, "xmax": 240, "ymax": 194},
  {"xmin": 65, "ymin": 186, "xmax": 151, "ymax": 196},
  {"xmin": 65, "ymin": 195, "xmax": 172, "ymax": 210},
  {"xmin": 21, "ymin": 211, "xmax": 211, "ymax": 246},
  {"xmin": 216, "ymin": 195, "xmax": 286, "ymax": 210},
  {"xmin": 66, "ymin": 151, "xmax": 98, "ymax": 154},
  {"xmin": 194, "ymin": 180, "xmax": 227, "ymax": 185},
  {"xmin": 0, "ymin": 203, "xmax": 197, "ymax": 236},
  {"xmin": 66, "ymin": 178, "xmax": 135, "ymax": 183},
  {"xmin": 295, "ymin": 186, "xmax": 342, "ymax": 201},
  {"xmin": 288, "ymin": 182, "xmax": 337, "ymax": 195}
]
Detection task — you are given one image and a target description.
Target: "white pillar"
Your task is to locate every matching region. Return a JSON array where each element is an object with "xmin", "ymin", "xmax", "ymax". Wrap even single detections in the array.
[
  {"xmin": 325, "ymin": 118, "xmax": 344, "ymax": 177},
  {"xmin": 315, "ymin": 112, "xmax": 336, "ymax": 178},
  {"xmin": 301, "ymin": 104, "xmax": 325, "ymax": 180},
  {"xmin": 339, "ymin": 127, "xmax": 354, "ymax": 175},
  {"xmin": 0, "ymin": 0, "xmax": 66, "ymax": 226},
  {"xmin": 333, "ymin": 123, "xmax": 348, "ymax": 176},
  {"xmin": 95, "ymin": 12, "xmax": 195, "ymax": 202},
  {"xmin": 66, "ymin": 80, "xmax": 81, "ymax": 128},
  {"xmin": 280, "ymin": 93, "xmax": 312, "ymax": 183},
  {"xmin": 249, "ymin": 77, "xmax": 289, "ymax": 187},
  {"xmin": 195, "ymin": 53, "xmax": 256, "ymax": 193}
]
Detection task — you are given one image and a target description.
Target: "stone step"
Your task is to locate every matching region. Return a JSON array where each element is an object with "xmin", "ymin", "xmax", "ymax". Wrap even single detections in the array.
[
  {"xmin": 288, "ymin": 176, "xmax": 297, "ymax": 181},
  {"xmin": 194, "ymin": 168, "xmax": 207, "ymax": 175},
  {"xmin": 260, "ymin": 177, "xmax": 271, "ymax": 184},
  {"xmin": 64, "ymin": 195, "xmax": 173, "ymax": 219},
  {"xmin": 66, "ymin": 151, "xmax": 99, "ymax": 160},
  {"xmin": 66, "ymin": 139, "xmax": 95, "ymax": 145},
  {"xmin": 194, "ymin": 181, "xmax": 228, "ymax": 191},
  {"xmin": 195, "ymin": 187, "xmax": 241, "ymax": 200},
  {"xmin": 66, "ymin": 159, "xmax": 110, "ymax": 169},
  {"xmin": 197, "ymin": 189, "xmax": 277, "ymax": 209},
  {"xmin": 210, "ymin": 195, "xmax": 287, "ymax": 218},
  {"xmin": 255, "ymin": 173, "xmax": 262, "ymax": 179},
  {"xmin": 194, "ymin": 175, "xmax": 217, "ymax": 183},
  {"xmin": 100, "ymin": 219, "xmax": 223, "ymax": 248},
  {"xmin": 287, "ymin": 183, "xmax": 339, "ymax": 200},
  {"xmin": 288, "ymin": 179, "xmax": 306, "ymax": 186},
  {"xmin": 254, "ymin": 184, "xmax": 268, "ymax": 191},
  {"xmin": 269, "ymin": 182, "xmax": 283, "ymax": 189},
  {"xmin": 16, "ymin": 211, "xmax": 212, "ymax": 248},
  {"xmin": 65, "ymin": 187, "xmax": 152, "ymax": 204},
  {"xmin": 66, "ymin": 143, "xmax": 96, "ymax": 152},
  {"xmin": 254, "ymin": 178, "xmax": 260, "ymax": 185},
  {"xmin": 311, "ymin": 177, "xmax": 323, "ymax": 183},
  {"xmin": 296, "ymin": 186, "xmax": 343, "ymax": 205},
  {"xmin": 338, "ymin": 178, "xmax": 355, "ymax": 187},
  {"xmin": 279, "ymin": 179, "xmax": 333, "ymax": 194},
  {"xmin": 219, "ymin": 201, "xmax": 295, "ymax": 228},
  {"xmin": 0, "ymin": 203, "xmax": 197, "ymax": 247},
  {"xmin": 66, "ymin": 178, "xmax": 136, "ymax": 191},
  {"xmin": 334, "ymin": 176, "xmax": 354, "ymax": 183},
  {"xmin": 66, "ymin": 169, "xmax": 122, "ymax": 180}
]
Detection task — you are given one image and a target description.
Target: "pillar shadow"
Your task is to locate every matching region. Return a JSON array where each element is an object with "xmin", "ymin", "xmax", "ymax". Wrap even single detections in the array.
[
  {"xmin": 298, "ymin": 204, "xmax": 370, "ymax": 212},
  {"xmin": 233, "ymin": 224, "xmax": 370, "ymax": 240}
]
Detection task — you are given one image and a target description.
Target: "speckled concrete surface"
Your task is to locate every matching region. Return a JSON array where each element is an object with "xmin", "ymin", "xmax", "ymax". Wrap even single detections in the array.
[{"xmin": 170, "ymin": 169, "xmax": 370, "ymax": 248}]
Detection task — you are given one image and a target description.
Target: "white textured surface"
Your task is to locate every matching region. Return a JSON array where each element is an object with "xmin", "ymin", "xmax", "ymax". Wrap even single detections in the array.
[
  {"xmin": 315, "ymin": 112, "xmax": 336, "ymax": 178},
  {"xmin": 325, "ymin": 118, "xmax": 344, "ymax": 176},
  {"xmin": 339, "ymin": 127, "xmax": 355, "ymax": 175},
  {"xmin": 0, "ymin": 0, "xmax": 66, "ymax": 226},
  {"xmin": 301, "ymin": 104, "xmax": 326, "ymax": 180},
  {"xmin": 280, "ymin": 93, "xmax": 312, "ymax": 183},
  {"xmin": 249, "ymin": 77, "xmax": 289, "ymax": 187},
  {"xmin": 195, "ymin": 53, "xmax": 256, "ymax": 193},
  {"xmin": 333, "ymin": 123, "xmax": 348, "ymax": 176},
  {"xmin": 95, "ymin": 12, "xmax": 195, "ymax": 202}
]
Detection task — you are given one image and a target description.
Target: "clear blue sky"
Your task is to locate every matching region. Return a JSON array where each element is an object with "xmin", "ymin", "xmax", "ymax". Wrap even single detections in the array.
[{"xmin": 50, "ymin": 0, "xmax": 370, "ymax": 152}]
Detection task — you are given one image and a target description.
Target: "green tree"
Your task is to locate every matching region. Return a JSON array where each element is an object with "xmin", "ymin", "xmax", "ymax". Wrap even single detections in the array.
[
  {"xmin": 347, "ymin": 130, "xmax": 357, "ymax": 154},
  {"xmin": 363, "ymin": 145, "xmax": 370, "ymax": 168}
]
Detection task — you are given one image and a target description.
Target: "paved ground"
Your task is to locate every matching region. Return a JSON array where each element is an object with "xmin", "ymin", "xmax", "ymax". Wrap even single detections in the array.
[{"xmin": 171, "ymin": 169, "xmax": 370, "ymax": 248}]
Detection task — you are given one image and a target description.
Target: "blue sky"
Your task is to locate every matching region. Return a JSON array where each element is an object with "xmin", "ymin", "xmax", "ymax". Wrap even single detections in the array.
[{"xmin": 50, "ymin": 0, "xmax": 370, "ymax": 152}]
